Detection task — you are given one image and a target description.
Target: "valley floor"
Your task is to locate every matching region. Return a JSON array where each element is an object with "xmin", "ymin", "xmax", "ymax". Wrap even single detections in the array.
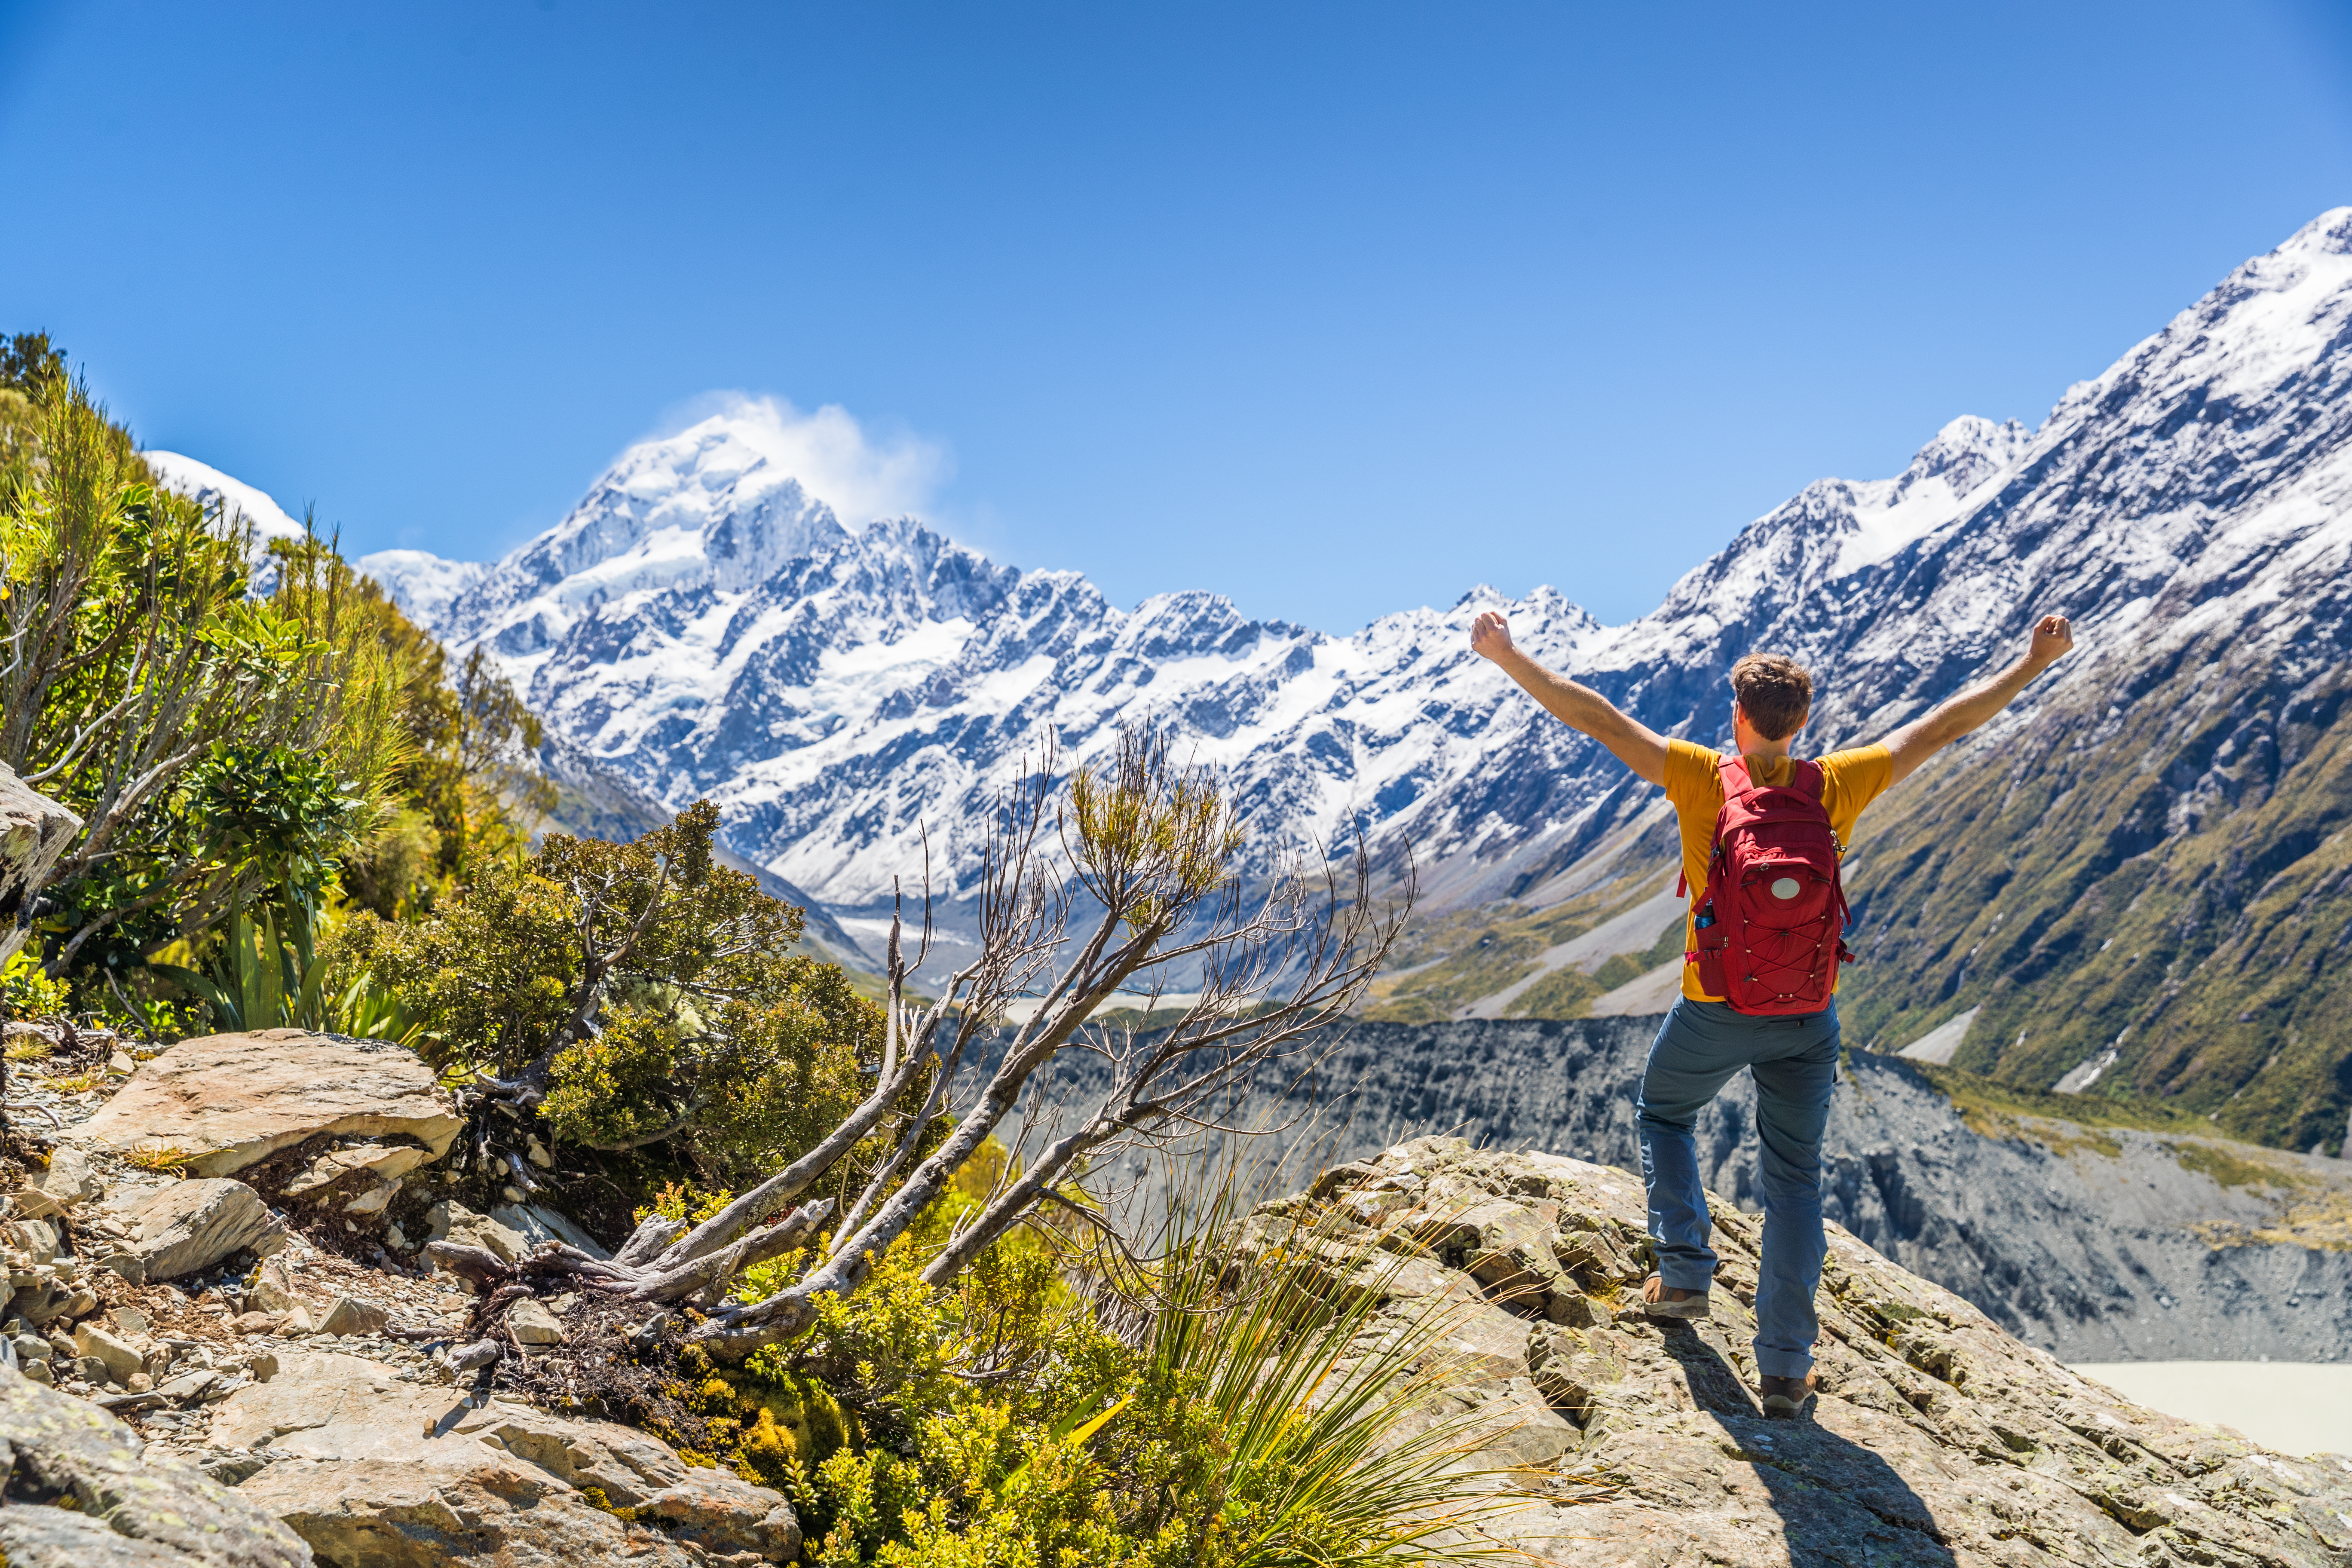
[{"xmin": 2069, "ymin": 1363, "xmax": 2352, "ymax": 1461}]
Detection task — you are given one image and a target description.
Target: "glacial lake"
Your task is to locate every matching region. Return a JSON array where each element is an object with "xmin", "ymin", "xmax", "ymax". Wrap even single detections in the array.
[{"xmin": 2070, "ymin": 1363, "xmax": 2352, "ymax": 1458}]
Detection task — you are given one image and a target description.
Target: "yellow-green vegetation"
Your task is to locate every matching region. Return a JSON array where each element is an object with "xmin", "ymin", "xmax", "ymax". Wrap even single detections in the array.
[
  {"xmin": 2167, "ymin": 1137, "xmax": 2294, "ymax": 1193},
  {"xmin": 1839, "ymin": 647, "xmax": 2352, "ymax": 1154},
  {"xmin": 0, "ymin": 949, "xmax": 67, "ymax": 1022},
  {"xmin": 675, "ymin": 1341, "xmax": 852, "ymax": 1486},
  {"xmin": 0, "ymin": 334, "xmax": 547, "ymax": 1032},
  {"xmin": 664, "ymin": 1174, "xmax": 1514, "ymax": 1565},
  {"xmin": 1367, "ymin": 866, "xmax": 1681, "ymax": 1022},
  {"xmin": 1913, "ymin": 1063, "xmax": 2217, "ymax": 1142},
  {"xmin": 618, "ymin": 1142, "xmax": 1515, "ymax": 1565},
  {"xmin": 122, "ymin": 1139, "xmax": 195, "ymax": 1173}
]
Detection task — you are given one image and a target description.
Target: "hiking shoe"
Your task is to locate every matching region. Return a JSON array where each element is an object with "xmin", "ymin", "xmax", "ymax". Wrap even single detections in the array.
[
  {"xmin": 1639, "ymin": 1274, "xmax": 1710, "ymax": 1320},
  {"xmin": 1760, "ymin": 1372, "xmax": 1819, "ymax": 1418}
]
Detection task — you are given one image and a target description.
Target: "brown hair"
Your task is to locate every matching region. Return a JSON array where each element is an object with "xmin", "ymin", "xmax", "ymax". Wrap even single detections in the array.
[{"xmin": 1730, "ymin": 652, "xmax": 1813, "ymax": 743}]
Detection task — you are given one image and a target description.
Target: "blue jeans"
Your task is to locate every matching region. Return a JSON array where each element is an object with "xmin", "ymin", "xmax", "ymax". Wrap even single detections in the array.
[{"xmin": 1635, "ymin": 997, "xmax": 1839, "ymax": 1380}]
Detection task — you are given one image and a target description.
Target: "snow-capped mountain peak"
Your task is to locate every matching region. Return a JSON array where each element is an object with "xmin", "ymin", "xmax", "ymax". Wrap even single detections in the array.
[{"xmin": 143, "ymin": 450, "xmax": 310, "ymax": 545}]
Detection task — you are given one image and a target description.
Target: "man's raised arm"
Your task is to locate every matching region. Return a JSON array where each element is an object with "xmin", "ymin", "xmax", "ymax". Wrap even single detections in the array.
[
  {"xmin": 1881, "ymin": 613, "xmax": 2075, "ymax": 784},
  {"xmin": 1470, "ymin": 610, "xmax": 1669, "ymax": 786}
]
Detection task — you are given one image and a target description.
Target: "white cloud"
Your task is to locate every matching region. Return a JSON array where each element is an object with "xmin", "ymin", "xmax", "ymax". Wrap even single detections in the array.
[{"xmin": 647, "ymin": 392, "xmax": 949, "ymax": 530}]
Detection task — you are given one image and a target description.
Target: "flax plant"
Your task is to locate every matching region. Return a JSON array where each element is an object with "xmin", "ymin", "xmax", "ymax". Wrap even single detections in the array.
[{"xmin": 1113, "ymin": 1185, "xmax": 1532, "ymax": 1567}]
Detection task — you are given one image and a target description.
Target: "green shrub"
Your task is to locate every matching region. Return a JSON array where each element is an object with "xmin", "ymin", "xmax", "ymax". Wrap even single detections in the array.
[
  {"xmin": 331, "ymin": 800, "xmax": 896, "ymax": 1187},
  {"xmin": 0, "ymin": 948, "xmax": 67, "ymax": 1020}
]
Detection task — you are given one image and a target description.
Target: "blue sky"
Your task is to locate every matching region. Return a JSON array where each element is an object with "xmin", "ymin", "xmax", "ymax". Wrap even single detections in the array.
[{"xmin": 2, "ymin": 1, "xmax": 2348, "ymax": 631}]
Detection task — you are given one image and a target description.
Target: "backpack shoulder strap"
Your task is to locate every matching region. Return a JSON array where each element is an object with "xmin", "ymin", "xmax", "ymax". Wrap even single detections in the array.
[
  {"xmin": 1716, "ymin": 754, "xmax": 1754, "ymax": 800},
  {"xmin": 1787, "ymin": 757, "xmax": 1825, "ymax": 802}
]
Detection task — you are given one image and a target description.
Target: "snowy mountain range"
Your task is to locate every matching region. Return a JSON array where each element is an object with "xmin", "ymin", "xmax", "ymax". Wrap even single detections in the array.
[
  {"xmin": 159, "ymin": 209, "xmax": 2352, "ymax": 1148},
  {"xmin": 347, "ymin": 393, "xmax": 2061, "ymax": 930},
  {"xmin": 357, "ymin": 211, "xmax": 2335, "ymax": 908}
]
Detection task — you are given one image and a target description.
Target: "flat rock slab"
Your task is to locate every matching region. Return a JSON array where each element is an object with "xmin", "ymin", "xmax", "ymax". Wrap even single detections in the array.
[
  {"xmin": 107, "ymin": 1179, "xmax": 284, "ymax": 1285},
  {"xmin": 215, "ymin": 1354, "xmax": 799, "ymax": 1565},
  {"xmin": 80, "ymin": 1030, "xmax": 461, "ymax": 1178},
  {"xmin": 0, "ymin": 1361, "xmax": 311, "ymax": 1566}
]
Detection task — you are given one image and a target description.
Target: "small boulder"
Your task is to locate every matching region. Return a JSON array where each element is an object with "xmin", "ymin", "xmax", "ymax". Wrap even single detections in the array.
[
  {"xmin": 71, "ymin": 1320, "xmax": 144, "ymax": 1384},
  {"xmin": 315, "ymin": 1296, "xmax": 388, "ymax": 1337},
  {"xmin": 0, "ymin": 768, "xmax": 80, "ymax": 969},
  {"xmin": 339, "ymin": 1176, "xmax": 401, "ymax": 1215},
  {"xmin": 13, "ymin": 1144, "xmax": 103, "ymax": 1219},
  {"xmin": 446, "ymin": 1339, "xmax": 500, "ymax": 1371},
  {"xmin": 107, "ymin": 1179, "xmax": 285, "ymax": 1285},
  {"xmin": 426, "ymin": 1200, "xmax": 530, "ymax": 1264},
  {"xmin": 248, "ymin": 1258, "xmax": 296, "ymax": 1314},
  {"xmin": 5, "ymin": 1216, "xmax": 60, "ymax": 1262},
  {"xmin": 9, "ymin": 1276, "xmax": 78, "ymax": 1329},
  {"xmin": 639, "ymin": 1470, "xmax": 806, "ymax": 1562},
  {"xmin": 506, "ymin": 1298, "xmax": 564, "ymax": 1345},
  {"xmin": 80, "ymin": 1029, "xmax": 460, "ymax": 1178},
  {"xmin": 491, "ymin": 1201, "xmax": 612, "ymax": 1261},
  {"xmin": 280, "ymin": 1140, "xmax": 432, "ymax": 1199}
]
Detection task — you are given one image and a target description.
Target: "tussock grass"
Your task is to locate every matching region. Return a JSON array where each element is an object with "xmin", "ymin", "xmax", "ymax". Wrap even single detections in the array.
[
  {"xmin": 123, "ymin": 1140, "xmax": 194, "ymax": 1173},
  {"xmin": 1121, "ymin": 1185, "xmax": 1536, "ymax": 1565}
]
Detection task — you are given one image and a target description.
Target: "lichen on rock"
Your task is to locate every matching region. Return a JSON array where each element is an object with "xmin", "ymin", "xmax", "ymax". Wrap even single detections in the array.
[
  {"xmin": 1265, "ymin": 1136, "xmax": 2352, "ymax": 1566},
  {"xmin": 0, "ymin": 1365, "xmax": 312, "ymax": 1566}
]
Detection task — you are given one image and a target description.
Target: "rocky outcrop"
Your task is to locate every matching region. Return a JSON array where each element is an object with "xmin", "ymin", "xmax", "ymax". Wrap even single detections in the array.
[
  {"xmin": 1274, "ymin": 1138, "xmax": 2352, "ymax": 1567},
  {"xmin": 102, "ymin": 1179, "xmax": 287, "ymax": 1285},
  {"xmin": 78, "ymin": 1031, "xmax": 462, "ymax": 1179},
  {"xmin": 0, "ymin": 764, "xmax": 81, "ymax": 968},
  {"xmin": 0, "ymin": 1363, "xmax": 311, "ymax": 1566},
  {"xmin": 0, "ymin": 1017, "xmax": 808, "ymax": 1565},
  {"xmin": 216, "ymin": 1351, "xmax": 800, "ymax": 1565}
]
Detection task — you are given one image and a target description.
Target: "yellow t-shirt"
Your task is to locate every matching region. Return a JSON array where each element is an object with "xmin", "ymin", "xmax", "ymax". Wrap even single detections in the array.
[{"xmin": 1663, "ymin": 738, "xmax": 1894, "ymax": 1002}]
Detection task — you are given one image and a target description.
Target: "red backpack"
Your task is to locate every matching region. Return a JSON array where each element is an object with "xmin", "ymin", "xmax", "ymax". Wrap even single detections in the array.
[{"xmin": 1683, "ymin": 756, "xmax": 1854, "ymax": 1015}]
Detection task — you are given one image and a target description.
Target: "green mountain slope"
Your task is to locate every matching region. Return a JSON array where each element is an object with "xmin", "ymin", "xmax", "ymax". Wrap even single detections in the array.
[{"xmin": 1838, "ymin": 637, "xmax": 2352, "ymax": 1154}]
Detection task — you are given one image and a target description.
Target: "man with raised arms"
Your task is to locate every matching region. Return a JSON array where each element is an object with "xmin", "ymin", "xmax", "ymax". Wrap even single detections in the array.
[{"xmin": 1468, "ymin": 610, "xmax": 2074, "ymax": 1413}]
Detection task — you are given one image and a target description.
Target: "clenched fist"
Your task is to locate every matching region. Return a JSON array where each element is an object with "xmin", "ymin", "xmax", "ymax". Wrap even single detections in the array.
[
  {"xmin": 1470, "ymin": 610, "xmax": 1514, "ymax": 663},
  {"xmin": 2028, "ymin": 613, "xmax": 2074, "ymax": 668}
]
